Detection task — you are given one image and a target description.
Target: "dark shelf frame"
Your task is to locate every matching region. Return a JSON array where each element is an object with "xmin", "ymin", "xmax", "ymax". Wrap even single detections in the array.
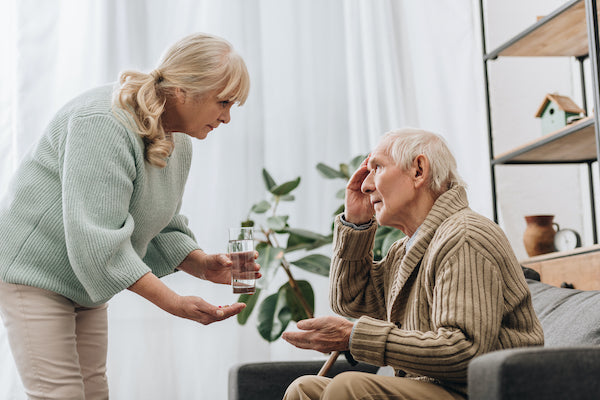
[{"xmin": 479, "ymin": 0, "xmax": 600, "ymax": 243}]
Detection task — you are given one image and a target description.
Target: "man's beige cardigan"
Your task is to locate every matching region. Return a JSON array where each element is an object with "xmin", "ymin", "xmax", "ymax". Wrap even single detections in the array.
[{"xmin": 330, "ymin": 185, "xmax": 544, "ymax": 395}]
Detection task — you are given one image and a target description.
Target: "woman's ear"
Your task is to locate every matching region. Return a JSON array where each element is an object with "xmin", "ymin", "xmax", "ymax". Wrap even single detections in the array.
[{"xmin": 174, "ymin": 87, "xmax": 187, "ymax": 104}]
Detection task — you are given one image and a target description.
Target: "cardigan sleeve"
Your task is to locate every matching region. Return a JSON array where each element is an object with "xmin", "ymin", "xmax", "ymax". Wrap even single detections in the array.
[
  {"xmin": 329, "ymin": 215, "xmax": 389, "ymax": 320},
  {"xmin": 60, "ymin": 113, "xmax": 150, "ymax": 303},
  {"xmin": 350, "ymin": 240, "xmax": 505, "ymax": 384}
]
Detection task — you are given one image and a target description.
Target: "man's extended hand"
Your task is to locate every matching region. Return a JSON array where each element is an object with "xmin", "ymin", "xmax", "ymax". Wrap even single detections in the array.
[{"xmin": 282, "ymin": 316, "xmax": 354, "ymax": 353}]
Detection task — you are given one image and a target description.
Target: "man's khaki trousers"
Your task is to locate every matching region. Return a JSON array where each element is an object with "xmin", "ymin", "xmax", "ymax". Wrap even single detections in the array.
[{"xmin": 283, "ymin": 371, "xmax": 466, "ymax": 400}]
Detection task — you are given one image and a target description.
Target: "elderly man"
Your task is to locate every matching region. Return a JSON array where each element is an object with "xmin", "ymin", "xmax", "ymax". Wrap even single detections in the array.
[{"xmin": 282, "ymin": 128, "xmax": 543, "ymax": 400}]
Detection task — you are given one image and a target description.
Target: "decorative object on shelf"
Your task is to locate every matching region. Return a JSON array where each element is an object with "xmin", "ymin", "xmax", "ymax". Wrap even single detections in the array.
[
  {"xmin": 534, "ymin": 93, "xmax": 585, "ymax": 135},
  {"xmin": 554, "ymin": 227, "xmax": 582, "ymax": 252},
  {"xmin": 523, "ymin": 214, "xmax": 559, "ymax": 257}
]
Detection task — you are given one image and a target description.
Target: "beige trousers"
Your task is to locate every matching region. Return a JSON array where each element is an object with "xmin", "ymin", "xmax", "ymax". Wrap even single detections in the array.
[
  {"xmin": 283, "ymin": 371, "xmax": 466, "ymax": 400},
  {"xmin": 0, "ymin": 281, "xmax": 109, "ymax": 400}
]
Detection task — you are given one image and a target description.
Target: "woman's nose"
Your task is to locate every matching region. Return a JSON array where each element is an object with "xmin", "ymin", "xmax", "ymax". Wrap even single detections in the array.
[
  {"xmin": 220, "ymin": 106, "xmax": 232, "ymax": 124},
  {"xmin": 361, "ymin": 172, "xmax": 374, "ymax": 194}
]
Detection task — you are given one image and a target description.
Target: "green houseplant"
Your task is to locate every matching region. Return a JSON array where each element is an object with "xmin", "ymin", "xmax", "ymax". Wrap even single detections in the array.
[{"xmin": 236, "ymin": 155, "xmax": 404, "ymax": 342}]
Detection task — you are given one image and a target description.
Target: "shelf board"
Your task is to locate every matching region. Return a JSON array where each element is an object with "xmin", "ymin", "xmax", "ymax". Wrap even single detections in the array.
[
  {"xmin": 521, "ymin": 243, "xmax": 600, "ymax": 264},
  {"xmin": 485, "ymin": 0, "xmax": 593, "ymax": 59},
  {"xmin": 492, "ymin": 116, "xmax": 597, "ymax": 164}
]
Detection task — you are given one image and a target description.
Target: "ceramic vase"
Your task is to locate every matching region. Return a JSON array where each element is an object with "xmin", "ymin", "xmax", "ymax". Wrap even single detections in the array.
[{"xmin": 523, "ymin": 215, "xmax": 558, "ymax": 257}]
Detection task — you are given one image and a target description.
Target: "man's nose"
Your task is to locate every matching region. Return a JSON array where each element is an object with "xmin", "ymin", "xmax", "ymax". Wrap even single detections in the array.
[{"xmin": 361, "ymin": 172, "xmax": 374, "ymax": 194}]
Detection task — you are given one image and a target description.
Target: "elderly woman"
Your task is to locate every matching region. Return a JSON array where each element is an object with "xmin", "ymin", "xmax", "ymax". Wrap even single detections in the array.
[
  {"xmin": 282, "ymin": 128, "xmax": 543, "ymax": 400},
  {"xmin": 0, "ymin": 33, "xmax": 259, "ymax": 400}
]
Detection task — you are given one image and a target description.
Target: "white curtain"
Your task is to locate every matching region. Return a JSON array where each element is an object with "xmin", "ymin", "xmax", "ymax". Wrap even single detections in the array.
[{"xmin": 0, "ymin": 1, "xmax": 488, "ymax": 399}]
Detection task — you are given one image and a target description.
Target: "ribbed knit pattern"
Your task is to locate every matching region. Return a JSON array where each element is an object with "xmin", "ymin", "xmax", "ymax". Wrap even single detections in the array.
[
  {"xmin": 329, "ymin": 185, "xmax": 544, "ymax": 395},
  {"xmin": 0, "ymin": 85, "xmax": 200, "ymax": 306}
]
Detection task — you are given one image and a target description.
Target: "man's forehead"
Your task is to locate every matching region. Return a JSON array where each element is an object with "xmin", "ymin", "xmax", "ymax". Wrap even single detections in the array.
[{"xmin": 368, "ymin": 143, "xmax": 390, "ymax": 162}]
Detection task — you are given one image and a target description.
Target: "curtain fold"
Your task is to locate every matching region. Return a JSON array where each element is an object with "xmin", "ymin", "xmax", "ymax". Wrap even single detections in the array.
[{"xmin": 0, "ymin": 1, "xmax": 487, "ymax": 399}]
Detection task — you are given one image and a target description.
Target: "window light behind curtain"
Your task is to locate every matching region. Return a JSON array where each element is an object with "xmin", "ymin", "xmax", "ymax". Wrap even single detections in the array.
[{"xmin": 0, "ymin": 0, "xmax": 487, "ymax": 399}]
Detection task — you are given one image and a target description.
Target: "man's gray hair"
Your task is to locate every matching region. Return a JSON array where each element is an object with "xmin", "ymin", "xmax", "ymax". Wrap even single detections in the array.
[{"xmin": 382, "ymin": 128, "xmax": 466, "ymax": 195}]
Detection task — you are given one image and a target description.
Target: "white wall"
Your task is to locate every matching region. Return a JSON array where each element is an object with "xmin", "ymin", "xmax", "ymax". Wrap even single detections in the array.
[{"xmin": 483, "ymin": 0, "xmax": 594, "ymax": 260}]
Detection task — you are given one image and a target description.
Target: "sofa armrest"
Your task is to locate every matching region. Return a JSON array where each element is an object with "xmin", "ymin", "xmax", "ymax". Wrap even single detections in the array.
[
  {"xmin": 468, "ymin": 346, "xmax": 600, "ymax": 400},
  {"xmin": 228, "ymin": 359, "xmax": 379, "ymax": 400}
]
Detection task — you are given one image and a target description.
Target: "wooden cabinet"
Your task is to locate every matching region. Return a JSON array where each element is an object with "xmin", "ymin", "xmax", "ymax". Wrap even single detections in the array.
[
  {"xmin": 481, "ymin": 0, "xmax": 600, "ymax": 288},
  {"xmin": 522, "ymin": 245, "xmax": 600, "ymax": 290}
]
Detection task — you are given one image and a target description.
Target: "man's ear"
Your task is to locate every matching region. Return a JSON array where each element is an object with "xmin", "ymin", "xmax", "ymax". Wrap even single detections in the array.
[{"xmin": 412, "ymin": 155, "xmax": 429, "ymax": 188}]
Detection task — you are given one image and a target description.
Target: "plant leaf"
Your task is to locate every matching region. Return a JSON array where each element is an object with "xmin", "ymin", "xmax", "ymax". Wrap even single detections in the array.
[
  {"xmin": 267, "ymin": 215, "xmax": 288, "ymax": 231},
  {"xmin": 339, "ymin": 163, "xmax": 350, "ymax": 179},
  {"xmin": 236, "ymin": 288, "xmax": 262, "ymax": 325},
  {"xmin": 251, "ymin": 200, "xmax": 271, "ymax": 214},
  {"xmin": 350, "ymin": 154, "xmax": 368, "ymax": 171},
  {"xmin": 284, "ymin": 280, "xmax": 315, "ymax": 321},
  {"xmin": 280, "ymin": 194, "xmax": 295, "ymax": 201},
  {"xmin": 285, "ymin": 228, "xmax": 332, "ymax": 252},
  {"xmin": 255, "ymin": 242, "xmax": 284, "ymax": 290},
  {"xmin": 373, "ymin": 225, "xmax": 405, "ymax": 261},
  {"xmin": 290, "ymin": 254, "xmax": 331, "ymax": 277},
  {"xmin": 316, "ymin": 163, "xmax": 347, "ymax": 180},
  {"xmin": 381, "ymin": 228, "xmax": 405, "ymax": 257},
  {"xmin": 335, "ymin": 188, "xmax": 346, "ymax": 199},
  {"xmin": 332, "ymin": 204, "xmax": 345, "ymax": 216},
  {"xmin": 262, "ymin": 168, "xmax": 277, "ymax": 191},
  {"xmin": 256, "ymin": 289, "xmax": 292, "ymax": 342},
  {"xmin": 270, "ymin": 177, "xmax": 301, "ymax": 196}
]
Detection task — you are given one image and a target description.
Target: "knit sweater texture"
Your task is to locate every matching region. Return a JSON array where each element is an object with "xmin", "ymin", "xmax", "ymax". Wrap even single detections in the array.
[
  {"xmin": 0, "ymin": 85, "xmax": 200, "ymax": 307},
  {"xmin": 330, "ymin": 185, "xmax": 544, "ymax": 395}
]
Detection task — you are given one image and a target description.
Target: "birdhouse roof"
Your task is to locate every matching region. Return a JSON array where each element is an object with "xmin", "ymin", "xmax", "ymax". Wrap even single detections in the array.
[{"xmin": 535, "ymin": 93, "xmax": 585, "ymax": 117}]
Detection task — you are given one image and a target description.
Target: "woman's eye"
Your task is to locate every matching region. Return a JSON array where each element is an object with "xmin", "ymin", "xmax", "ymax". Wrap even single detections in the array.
[{"xmin": 220, "ymin": 100, "xmax": 231, "ymax": 107}]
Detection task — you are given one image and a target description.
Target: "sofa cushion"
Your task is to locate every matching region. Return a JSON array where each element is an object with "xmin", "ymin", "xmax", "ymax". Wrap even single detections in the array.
[{"xmin": 527, "ymin": 279, "xmax": 600, "ymax": 347}]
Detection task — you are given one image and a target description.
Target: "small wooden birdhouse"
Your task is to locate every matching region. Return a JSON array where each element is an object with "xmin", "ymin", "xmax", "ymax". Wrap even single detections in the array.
[{"xmin": 535, "ymin": 93, "xmax": 585, "ymax": 135}]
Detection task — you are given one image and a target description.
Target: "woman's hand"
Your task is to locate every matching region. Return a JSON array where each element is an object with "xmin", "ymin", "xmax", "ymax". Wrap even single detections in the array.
[
  {"xmin": 345, "ymin": 156, "xmax": 375, "ymax": 224},
  {"xmin": 178, "ymin": 249, "xmax": 261, "ymax": 284},
  {"xmin": 128, "ymin": 272, "xmax": 245, "ymax": 325},
  {"xmin": 282, "ymin": 316, "xmax": 354, "ymax": 353},
  {"xmin": 172, "ymin": 296, "xmax": 246, "ymax": 325}
]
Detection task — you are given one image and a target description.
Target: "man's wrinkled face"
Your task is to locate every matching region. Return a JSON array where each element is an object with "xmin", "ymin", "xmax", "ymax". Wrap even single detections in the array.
[{"xmin": 361, "ymin": 143, "xmax": 417, "ymax": 229}]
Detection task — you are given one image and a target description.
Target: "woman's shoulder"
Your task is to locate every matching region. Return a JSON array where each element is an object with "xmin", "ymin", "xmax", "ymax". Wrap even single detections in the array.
[
  {"xmin": 57, "ymin": 84, "xmax": 117, "ymax": 119},
  {"xmin": 48, "ymin": 83, "xmax": 140, "ymax": 145}
]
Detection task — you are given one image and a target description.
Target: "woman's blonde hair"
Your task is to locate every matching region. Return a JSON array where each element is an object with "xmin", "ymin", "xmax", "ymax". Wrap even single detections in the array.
[
  {"xmin": 113, "ymin": 33, "xmax": 250, "ymax": 167},
  {"xmin": 382, "ymin": 128, "xmax": 466, "ymax": 196}
]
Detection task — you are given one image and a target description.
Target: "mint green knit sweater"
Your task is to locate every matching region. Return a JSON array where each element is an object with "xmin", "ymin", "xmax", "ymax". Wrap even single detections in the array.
[{"xmin": 0, "ymin": 85, "xmax": 200, "ymax": 306}]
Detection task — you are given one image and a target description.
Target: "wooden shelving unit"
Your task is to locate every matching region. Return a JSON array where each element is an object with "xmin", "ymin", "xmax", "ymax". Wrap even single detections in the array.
[
  {"xmin": 493, "ymin": 116, "xmax": 596, "ymax": 164},
  {"xmin": 485, "ymin": 0, "xmax": 594, "ymax": 59},
  {"xmin": 481, "ymin": 0, "xmax": 600, "ymax": 287}
]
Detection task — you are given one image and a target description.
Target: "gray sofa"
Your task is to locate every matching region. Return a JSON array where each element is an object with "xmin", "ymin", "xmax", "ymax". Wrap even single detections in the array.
[
  {"xmin": 468, "ymin": 278, "xmax": 600, "ymax": 399},
  {"xmin": 230, "ymin": 276, "xmax": 600, "ymax": 400}
]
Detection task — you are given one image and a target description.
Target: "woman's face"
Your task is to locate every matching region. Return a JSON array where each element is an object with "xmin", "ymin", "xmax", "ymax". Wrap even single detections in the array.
[{"xmin": 164, "ymin": 89, "xmax": 234, "ymax": 139}]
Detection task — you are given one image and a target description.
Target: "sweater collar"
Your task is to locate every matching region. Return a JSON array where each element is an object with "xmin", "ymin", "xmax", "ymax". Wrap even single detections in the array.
[
  {"xmin": 405, "ymin": 185, "xmax": 469, "ymax": 265},
  {"xmin": 386, "ymin": 185, "xmax": 469, "ymax": 319}
]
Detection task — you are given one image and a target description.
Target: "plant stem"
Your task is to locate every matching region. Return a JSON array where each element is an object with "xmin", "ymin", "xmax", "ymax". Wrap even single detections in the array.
[{"xmin": 261, "ymin": 227, "xmax": 314, "ymax": 319}]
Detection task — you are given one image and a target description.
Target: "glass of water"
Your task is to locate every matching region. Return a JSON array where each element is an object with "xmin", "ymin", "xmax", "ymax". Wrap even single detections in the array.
[{"xmin": 228, "ymin": 227, "xmax": 255, "ymax": 294}]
